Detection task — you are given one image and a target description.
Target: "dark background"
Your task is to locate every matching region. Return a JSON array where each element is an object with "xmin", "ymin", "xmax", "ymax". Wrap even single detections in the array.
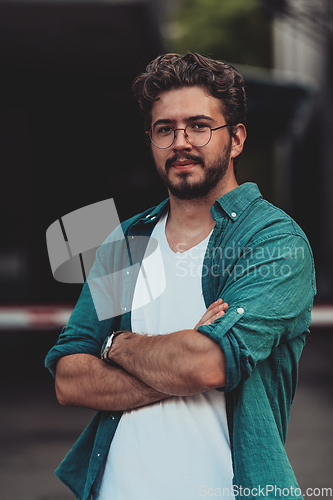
[
  {"xmin": 0, "ymin": 1, "xmax": 332, "ymax": 499},
  {"xmin": 0, "ymin": 0, "xmax": 332, "ymax": 305}
]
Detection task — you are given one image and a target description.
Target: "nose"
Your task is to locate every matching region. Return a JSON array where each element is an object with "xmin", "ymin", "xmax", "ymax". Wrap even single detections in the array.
[{"xmin": 173, "ymin": 128, "xmax": 192, "ymax": 150}]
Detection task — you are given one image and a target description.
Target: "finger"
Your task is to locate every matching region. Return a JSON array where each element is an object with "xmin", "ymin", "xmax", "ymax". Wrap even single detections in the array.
[
  {"xmin": 207, "ymin": 301, "xmax": 228, "ymax": 318},
  {"xmin": 208, "ymin": 299, "xmax": 229, "ymax": 311},
  {"xmin": 204, "ymin": 309, "xmax": 226, "ymax": 325},
  {"xmin": 206, "ymin": 298, "xmax": 223, "ymax": 311},
  {"xmin": 195, "ymin": 299, "xmax": 228, "ymax": 329}
]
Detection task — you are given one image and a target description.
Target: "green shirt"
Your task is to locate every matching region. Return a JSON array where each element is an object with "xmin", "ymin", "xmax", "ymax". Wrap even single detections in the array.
[{"xmin": 45, "ymin": 183, "xmax": 316, "ymax": 500}]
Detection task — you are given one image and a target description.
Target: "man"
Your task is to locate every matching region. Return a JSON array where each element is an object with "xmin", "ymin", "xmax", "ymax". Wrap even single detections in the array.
[{"xmin": 45, "ymin": 53, "xmax": 316, "ymax": 500}]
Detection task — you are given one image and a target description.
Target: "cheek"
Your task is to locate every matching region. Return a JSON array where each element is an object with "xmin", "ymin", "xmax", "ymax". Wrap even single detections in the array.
[
  {"xmin": 152, "ymin": 149, "xmax": 167, "ymax": 167},
  {"xmin": 150, "ymin": 147, "xmax": 159, "ymax": 165}
]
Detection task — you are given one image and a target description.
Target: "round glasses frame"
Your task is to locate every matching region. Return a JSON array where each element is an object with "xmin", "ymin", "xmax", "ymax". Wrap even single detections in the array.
[{"xmin": 147, "ymin": 123, "xmax": 229, "ymax": 149}]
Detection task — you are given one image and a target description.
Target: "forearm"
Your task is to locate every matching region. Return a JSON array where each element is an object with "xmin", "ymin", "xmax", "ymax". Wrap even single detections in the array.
[
  {"xmin": 55, "ymin": 353, "xmax": 171, "ymax": 412},
  {"xmin": 109, "ymin": 329, "xmax": 226, "ymax": 396}
]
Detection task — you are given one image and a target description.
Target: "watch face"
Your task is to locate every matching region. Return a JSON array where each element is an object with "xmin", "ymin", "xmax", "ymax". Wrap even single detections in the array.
[
  {"xmin": 102, "ymin": 332, "xmax": 123, "ymax": 362},
  {"xmin": 102, "ymin": 335, "xmax": 112, "ymax": 360}
]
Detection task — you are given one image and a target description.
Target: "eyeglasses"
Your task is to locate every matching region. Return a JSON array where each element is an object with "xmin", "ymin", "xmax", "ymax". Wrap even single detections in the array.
[{"xmin": 147, "ymin": 122, "xmax": 229, "ymax": 149}]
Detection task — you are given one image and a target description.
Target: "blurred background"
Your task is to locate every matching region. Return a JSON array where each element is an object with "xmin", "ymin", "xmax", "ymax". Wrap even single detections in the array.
[{"xmin": 0, "ymin": 0, "xmax": 332, "ymax": 498}]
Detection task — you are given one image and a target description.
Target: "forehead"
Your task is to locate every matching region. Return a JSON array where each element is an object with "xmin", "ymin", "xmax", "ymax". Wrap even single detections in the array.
[{"xmin": 151, "ymin": 86, "xmax": 225, "ymax": 125}]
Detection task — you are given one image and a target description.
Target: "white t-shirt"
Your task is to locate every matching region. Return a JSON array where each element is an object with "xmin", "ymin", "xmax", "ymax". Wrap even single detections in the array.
[{"xmin": 97, "ymin": 213, "xmax": 233, "ymax": 499}]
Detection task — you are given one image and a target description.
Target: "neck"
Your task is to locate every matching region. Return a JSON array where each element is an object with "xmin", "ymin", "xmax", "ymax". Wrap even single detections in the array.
[{"xmin": 165, "ymin": 170, "xmax": 238, "ymax": 252}]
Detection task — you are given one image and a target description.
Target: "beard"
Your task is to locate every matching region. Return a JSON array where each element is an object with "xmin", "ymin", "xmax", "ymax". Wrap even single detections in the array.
[{"xmin": 155, "ymin": 141, "xmax": 232, "ymax": 201}]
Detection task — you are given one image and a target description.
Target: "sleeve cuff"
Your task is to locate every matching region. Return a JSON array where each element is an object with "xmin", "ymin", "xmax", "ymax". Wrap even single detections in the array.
[{"xmin": 197, "ymin": 304, "xmax": 246, "ymax": 392}]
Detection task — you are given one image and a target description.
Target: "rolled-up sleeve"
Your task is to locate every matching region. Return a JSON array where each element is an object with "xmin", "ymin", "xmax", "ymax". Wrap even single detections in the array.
[
  {"xmin": 44, "ymin": 280, "xmax": 118, "ymax": 377},
  {"xmin": 198, "ymin": 232, "xmax": 316, "ymax": 392},
  {"xmin": 44, "ymin": 224, "xmax": 133, "ymax": 377}
]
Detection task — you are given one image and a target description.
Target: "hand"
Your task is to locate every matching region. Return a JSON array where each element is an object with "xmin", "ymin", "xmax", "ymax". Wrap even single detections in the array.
[
  {"xmin": 194, "ymin": 298, "xmax": 228, "ymax": 330},
  {"xmin": 106, "ymin": 301, "xmax": 228, "ymax": 396}
]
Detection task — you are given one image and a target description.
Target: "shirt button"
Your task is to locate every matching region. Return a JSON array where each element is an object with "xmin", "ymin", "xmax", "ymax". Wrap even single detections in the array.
[
  {"xmin": 237, "ymin": 307, "xmax": 244, "ymax": 315},
  {"xmin": 231, "ymin": 212, "xmax": 237, "ymax": 218},
  {"xmin": 110, "ymin": 415, "xmax": 115, "ymax": 420},
  {"xmin": 97, "ymin": 453, "xmax": 101, "ymax": 457}
]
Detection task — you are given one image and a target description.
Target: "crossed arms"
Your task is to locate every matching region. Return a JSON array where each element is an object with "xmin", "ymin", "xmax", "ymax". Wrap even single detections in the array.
[
  {"xmin": 54, "ymin": 230, "xmax": 315, "ymax": 412},
  {"xmin": 55, "ymin": 299, "xmax": 228, "ymax": 412}
]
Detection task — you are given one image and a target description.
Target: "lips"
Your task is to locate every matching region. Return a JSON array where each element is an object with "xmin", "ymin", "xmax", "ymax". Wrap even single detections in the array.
[
  {"xmin": 171, "ymin": 160, "xmax": 199, "ymax": 169},
  {"xmin": 165, "ymin": 154, "xmax": 203, "ymax": 171}
]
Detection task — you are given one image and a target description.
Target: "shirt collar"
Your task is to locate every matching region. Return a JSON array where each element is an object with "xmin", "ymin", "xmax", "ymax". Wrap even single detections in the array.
[
  {"xmin": 141, "ymin": 183, "xmax": 262, "ymax": 225},
  {"xmin": 212, "ymin": 182, "xmax": 262, "ymax": 221},
  {"xmin": 142, "ymin": 198, "xmax": 170, "ymax": 224}
]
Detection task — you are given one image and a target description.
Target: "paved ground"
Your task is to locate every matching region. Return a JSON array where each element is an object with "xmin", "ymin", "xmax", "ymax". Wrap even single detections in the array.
[{"xmin": 0, "ymin": 327, "xmax": 332, "ymax": 500}]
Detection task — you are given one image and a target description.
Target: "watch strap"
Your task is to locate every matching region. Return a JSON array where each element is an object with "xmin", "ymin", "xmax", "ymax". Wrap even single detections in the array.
[{"xmin": 101, "ymin": 331, "xmax": 124, "ymax": 363}]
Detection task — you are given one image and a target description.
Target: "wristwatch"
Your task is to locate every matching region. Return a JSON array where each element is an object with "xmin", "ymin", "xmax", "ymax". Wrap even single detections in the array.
[{"xmin": 101, "ymin": 331, "xmax": 124, "ymax": 364}]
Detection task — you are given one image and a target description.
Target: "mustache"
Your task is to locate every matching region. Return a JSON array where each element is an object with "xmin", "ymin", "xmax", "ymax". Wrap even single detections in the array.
[{"xmin": 165, "ymin": 153, "xmax": 204, "ymax": 170}]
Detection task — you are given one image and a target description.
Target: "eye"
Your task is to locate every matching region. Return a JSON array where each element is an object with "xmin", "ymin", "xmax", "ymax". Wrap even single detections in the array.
[
  {"xmin": 155, "ymin": 125, "xmax": 173, "ymax": 135},
  {"xmin": 189, "ymin": 122, "xmax": 210, "ymax": 132}
]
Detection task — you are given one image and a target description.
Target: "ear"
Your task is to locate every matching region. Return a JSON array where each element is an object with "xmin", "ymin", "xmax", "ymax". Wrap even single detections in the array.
[{"xmin": 230, "ymin": 124, "xmax": 247, "ymax": 159}]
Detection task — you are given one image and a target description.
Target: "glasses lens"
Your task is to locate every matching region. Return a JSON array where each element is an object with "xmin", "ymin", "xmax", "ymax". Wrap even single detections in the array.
[
  {"xmin": 150, "ymin": 123, "xmax": 212, "ymax": 149},
  {"xmin": 185, "ymin": 123, "xmax": 211, "ymax": 147},
  {"xmin": 151, "ymin": 125, "xmax": 175, "ymax": 149}
]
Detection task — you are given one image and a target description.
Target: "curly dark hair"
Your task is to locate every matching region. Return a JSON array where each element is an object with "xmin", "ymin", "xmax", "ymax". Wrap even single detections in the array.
[{"xmin": 132, "ymin": 53, "xmax": 247, "ymax": 137}]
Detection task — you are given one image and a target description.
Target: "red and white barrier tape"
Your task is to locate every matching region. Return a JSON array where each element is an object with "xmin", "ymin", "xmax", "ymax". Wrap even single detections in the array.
[
  {"xmin": 0, "ymin": 305, "xmax": 73, "ymax": 330},
  {"xmin": 0, "ymin": 304, "xmax": 332, "ymax": 331}
]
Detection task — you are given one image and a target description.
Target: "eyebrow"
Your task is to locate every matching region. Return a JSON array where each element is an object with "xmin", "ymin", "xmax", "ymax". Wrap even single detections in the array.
[{"xmin": 152, "ymin": 115, "xmax": 215, "ymax": 128}]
